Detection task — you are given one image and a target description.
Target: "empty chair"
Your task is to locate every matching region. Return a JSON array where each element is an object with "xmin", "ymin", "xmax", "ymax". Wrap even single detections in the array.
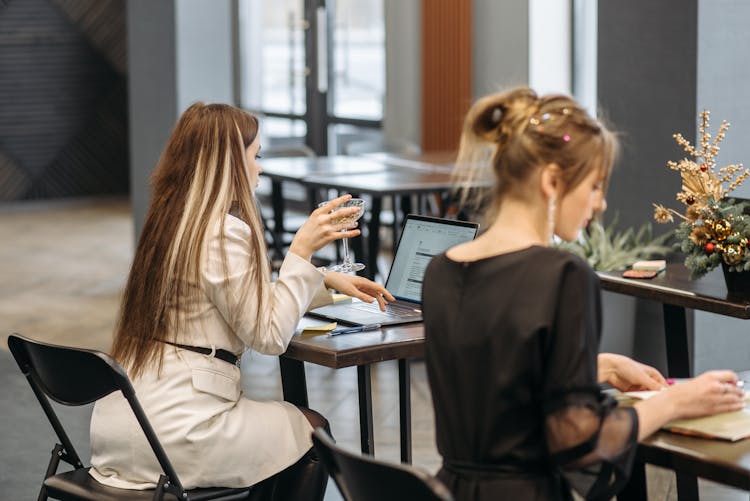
[
  {"xmin": 311, "ymin": 428, "xmax": 453, "ymax": 501},
  {"xmin": 8, "ymin": 333, "xmax": 259, "ymax": 501}
]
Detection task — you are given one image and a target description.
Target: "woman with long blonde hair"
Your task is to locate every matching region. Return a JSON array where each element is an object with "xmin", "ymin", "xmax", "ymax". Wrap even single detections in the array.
[
  {"xmin": 423, "ymin": 88, "xmax": 744, "ymax": 500},
  {"xmin": 90, "ymin": 103, "xmax": 393, "ymax": 499}
]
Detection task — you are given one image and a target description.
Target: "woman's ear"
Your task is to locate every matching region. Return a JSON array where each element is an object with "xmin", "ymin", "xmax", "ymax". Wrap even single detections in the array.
[{"xmin": 540, "ymin": 163, "xmax": 563, "ymax": 200}]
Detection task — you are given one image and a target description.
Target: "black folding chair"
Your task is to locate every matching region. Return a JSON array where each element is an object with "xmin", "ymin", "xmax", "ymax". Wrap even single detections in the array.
[
  {"xmin": 311, "ymin": 428, "xmax": 453, "ymax": 501},
  {"xmin": 8, "ymin": 333, "xmax": 257, "ymax": 501}
]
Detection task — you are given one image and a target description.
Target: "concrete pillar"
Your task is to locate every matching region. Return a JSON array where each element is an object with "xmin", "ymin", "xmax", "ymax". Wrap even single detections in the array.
[{"xmin": 127, "ymin": 0, "xmax": 234, "ymax": 239}]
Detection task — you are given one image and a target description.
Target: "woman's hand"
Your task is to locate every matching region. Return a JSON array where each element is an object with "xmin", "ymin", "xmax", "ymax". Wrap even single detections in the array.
[
  {"xmin": 634, "ymin": 370, "xmax": 745, "ymax": 439},
  {"xmin": 598, "ymin": 353, "xmax": 667, "ymax": 391},
  {"xmin": 323, "ymin": 272, "xmax": 396, "ymax": 311},
  {"xmin": 288, "ymin": 194, "xmax": 362, "ymax": 260},
  {"xmin": 663, "ymin": 370, "xmax": 745, "ymax": 420}
]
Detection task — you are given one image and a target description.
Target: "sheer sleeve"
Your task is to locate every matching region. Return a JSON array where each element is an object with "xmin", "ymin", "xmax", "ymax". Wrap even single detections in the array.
[{"xmin": 541, "ymin": 259, "xmax": 639, "ymax": 501}]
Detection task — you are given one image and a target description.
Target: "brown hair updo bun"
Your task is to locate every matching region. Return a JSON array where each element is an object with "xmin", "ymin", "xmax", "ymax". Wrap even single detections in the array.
[{"xmin": 453, "ymin": 87, "xmax": 617, "ymax": 221}]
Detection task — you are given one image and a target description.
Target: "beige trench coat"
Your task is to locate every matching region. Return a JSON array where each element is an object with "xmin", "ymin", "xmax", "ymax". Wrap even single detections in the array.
[{"xmin": 89, "ymin": 214, "xmax": 333, "ymax": 489}]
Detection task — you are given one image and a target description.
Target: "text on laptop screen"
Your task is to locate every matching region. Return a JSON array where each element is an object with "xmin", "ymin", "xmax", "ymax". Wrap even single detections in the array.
[{"xmin": 386, "ymin": 218, "xmax": 478, "ymax": 302}]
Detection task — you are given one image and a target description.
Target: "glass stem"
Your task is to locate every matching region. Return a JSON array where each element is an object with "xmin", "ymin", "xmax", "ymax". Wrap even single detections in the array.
[{"xmin": 341, "ymin": 235, "xmax": 352, "ymax": 266}]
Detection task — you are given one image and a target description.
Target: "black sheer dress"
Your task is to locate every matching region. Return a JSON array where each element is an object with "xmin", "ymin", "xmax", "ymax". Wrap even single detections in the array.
[{"xmin": 423, "ymin": 246, "xmax": 638, "ymax": 501}]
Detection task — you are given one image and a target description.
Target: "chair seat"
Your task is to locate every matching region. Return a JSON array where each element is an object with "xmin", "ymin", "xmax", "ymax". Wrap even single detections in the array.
[{"xmin": 44, "ymin": 468, "xmax": 254, "ymax": 501}]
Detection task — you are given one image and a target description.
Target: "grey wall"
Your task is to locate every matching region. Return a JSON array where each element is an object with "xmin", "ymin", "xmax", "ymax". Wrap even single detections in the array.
[
  {"xmin": 693, "ymin": 0, "xmax": 750, "ymax": 373},
  {"xmin": 126, "ymin": 0, "xmax": 177, "ymax": 240},
  {"xmin": 598, "ymin": 1, "xmax": 698, "ymax": 233},
  {"xmin": 383, "ymin": 0, "xmax": 421, "ymax": 149},
  {"xmin": 176, "ymin": 0, "xmax": 234, "ymax": 111},
  {"xmin": 696, "ymin": 0, "xmax": 750, "ymax": 200},
  {"xmin": 472, "ymin": 0, "xmax": 529, "ymax": 98},
  {"xmin": 127, "ymin": 0, "xmax": 235, "ymax": 239}
]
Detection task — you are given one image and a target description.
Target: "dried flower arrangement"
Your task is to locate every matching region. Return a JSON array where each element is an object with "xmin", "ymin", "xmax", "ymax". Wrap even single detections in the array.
[{"xmin": 653, "ymin": 111, "xmax": 750, "ymax": 279}]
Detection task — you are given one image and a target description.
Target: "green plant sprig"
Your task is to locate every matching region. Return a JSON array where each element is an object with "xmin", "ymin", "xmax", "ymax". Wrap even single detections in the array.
[{"xmin": 555, "ymin": 215, "xmax": 673, "ymax": 272}]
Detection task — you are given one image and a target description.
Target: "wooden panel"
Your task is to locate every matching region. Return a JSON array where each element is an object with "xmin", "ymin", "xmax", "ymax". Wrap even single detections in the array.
[{"xmin": 421, "ymin": 0, "xmax": 472, "ymax": 152}]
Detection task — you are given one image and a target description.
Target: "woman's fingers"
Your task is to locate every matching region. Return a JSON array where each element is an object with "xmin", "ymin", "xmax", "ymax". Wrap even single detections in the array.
[
  {"xmin": 643, "ymin": 365, "xmax": 668, "ymax": 387},
  {"xmin": 374, "ymin": 293, "xmax": 388, "ymax": 311},
  {"xmin": 704, "ymin": 371, "xmax": 744, "ymax": 408},
  {"xmin": 317, "ymin": 194, "xmax": 352, "ymax": 213}
]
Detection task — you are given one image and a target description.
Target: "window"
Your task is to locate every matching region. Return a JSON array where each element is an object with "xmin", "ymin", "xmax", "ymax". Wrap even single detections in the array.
[{"xmin": 238, "ymin": 0, "xmax": 385, "ymax": 155}]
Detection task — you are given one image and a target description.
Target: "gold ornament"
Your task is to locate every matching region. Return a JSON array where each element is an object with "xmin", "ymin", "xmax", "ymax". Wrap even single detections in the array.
[
  {"xmin": 686, "ymin": 204, "xmax": 704, "ymax": 220},
  {"xmin": 653, "ymin": 204, "xmax": 674, "ymax": 223},
  {"xmin": 712, "ymin": 219, "xmax": 732, "ymax": 241},
  {"xmin": 689, "ymin": 226, "xmax": 710, "ymax": 246},
  {"xmin": 723, "ymin": 244, "xmax": 744, "ymax": 265}
]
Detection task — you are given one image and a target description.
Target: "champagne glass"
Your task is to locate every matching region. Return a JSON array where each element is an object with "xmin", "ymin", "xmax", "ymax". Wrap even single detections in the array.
[{"xmin": 318, "ymin": 198, "xmax": 366, "ymax": 272}]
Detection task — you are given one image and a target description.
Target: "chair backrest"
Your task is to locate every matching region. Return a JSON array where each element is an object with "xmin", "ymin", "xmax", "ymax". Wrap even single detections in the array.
[
  {"xmin": 7, "ymin": 333, "xmax": 186, "ymax": 494},
  {"xmin": 311, "ymin": 428, "xmax": 454, "ymax": 501},
  {"xmin": 8, "ymin": 334, "xmax": 129, "ymax": 405}
]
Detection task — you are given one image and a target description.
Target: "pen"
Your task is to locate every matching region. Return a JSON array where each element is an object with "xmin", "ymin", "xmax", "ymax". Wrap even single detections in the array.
[{"xmin": 329, "ymin": 323, "xmax": 382, "ymax": 336}]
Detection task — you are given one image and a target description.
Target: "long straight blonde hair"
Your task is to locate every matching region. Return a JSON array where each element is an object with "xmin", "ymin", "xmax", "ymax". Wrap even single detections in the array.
[{"xmin": 111, "ymin": 103, "xmax": 267, "ymax": 377}]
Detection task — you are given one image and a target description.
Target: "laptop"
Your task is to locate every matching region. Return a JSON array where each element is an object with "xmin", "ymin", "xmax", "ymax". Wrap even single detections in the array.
[{"xmin": 309, "ymin": 214, "xmax": 479, "ymax": 326}]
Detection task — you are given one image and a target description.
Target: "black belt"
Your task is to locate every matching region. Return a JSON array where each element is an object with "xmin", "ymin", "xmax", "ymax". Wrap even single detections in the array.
[
  {"xmin": 443, "ymin": 459, "xmax": 550, "ymax": 479},
  {"xmin": 159, "ymin": 340, "xmax": 240, "ymax": 367}
]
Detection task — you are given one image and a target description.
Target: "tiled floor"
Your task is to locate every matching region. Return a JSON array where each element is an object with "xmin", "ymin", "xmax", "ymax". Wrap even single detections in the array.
[{"xmin": 1, "ymin": 197, "xmax": 747, "ymax": 500}]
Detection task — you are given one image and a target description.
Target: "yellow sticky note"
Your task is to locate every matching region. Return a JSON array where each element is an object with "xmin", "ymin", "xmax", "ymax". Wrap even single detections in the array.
[
  {"xmin": 332, "ymin": 293, "xmax": 352, "ymax": 304},
  {"xmin": 301, "ymin": 322, "xmax": 337, "ymax": 336}
]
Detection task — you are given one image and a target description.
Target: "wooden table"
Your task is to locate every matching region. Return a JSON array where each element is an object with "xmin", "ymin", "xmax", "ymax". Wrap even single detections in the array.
[
  {"xmin": 620, "ymin": 369, "xmax": 750, "ymax": 501},
  {"xmin": 279, "ymin": 318, "xmax": 425, "ymax": 463},
  {"xmin": 620, "ymin": 428, "xmax": 750, "ymax": 501},
  {"xmin": 261, "ymin": 155, "xmax": 460, "ymax": 280},
  {"xmin": 598, "ymin": 265, "xmax": 750, "ymax": 499},
  {"xmin": 259, "ymin": 156, "xmax": 389, "ymax": 258},
  {"xmin": 597, "ymin": 264, "xmax": 750, "ymax": 378},
  {"xmin": 362, "ymin": 150, "xmax": 456, "ymax": 172}
]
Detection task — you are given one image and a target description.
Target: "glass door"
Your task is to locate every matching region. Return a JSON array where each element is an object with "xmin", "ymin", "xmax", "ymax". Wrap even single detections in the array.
[{"xmin": 238, "ymin": 0, "xmax": 384, "ymax": 155}]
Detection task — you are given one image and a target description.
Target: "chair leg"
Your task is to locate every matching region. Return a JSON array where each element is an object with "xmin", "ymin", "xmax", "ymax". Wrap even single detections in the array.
[
  {"xmin": 38, "ymin": 443, "xmax": 64, "ymax": 501},
  {"xmin": 153, "ymin": 474, "xmax": 166, "ymax": 500}
]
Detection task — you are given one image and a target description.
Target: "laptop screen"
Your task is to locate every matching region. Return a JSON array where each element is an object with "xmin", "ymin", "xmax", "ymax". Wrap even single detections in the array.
[{"xmin": 385, "ymin": 215, "xmax": 478, "ymax": 302}]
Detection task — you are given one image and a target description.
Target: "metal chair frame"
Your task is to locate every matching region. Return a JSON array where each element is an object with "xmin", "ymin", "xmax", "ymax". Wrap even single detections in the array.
[
  {"xmin": 312, "ymin": 427, "xmax": 453, "ymax": 501},
  {"xmin": 8, "ymin": 333, "xmax": 254, "ymax": 501}
]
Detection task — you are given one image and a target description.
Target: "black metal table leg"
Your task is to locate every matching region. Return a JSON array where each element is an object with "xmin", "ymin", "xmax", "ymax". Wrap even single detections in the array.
[
  {"xmin": 357, "ymin": 365, "xmax": 374, "ymax": 454},
  {"xmin": 662, "ymin": 304, "xmax": 691, "ymax": 377},
  {"xmin": 365, "ymin": 196, "xmax": 383, "ymax": 280},
  {"xmin": 399, "ymin": 358, "xmax": 412, "ymax": 464},
  {"xmin": 676, "ymin": 472, "xmax": 700, "ymax": 501},
  {"xmin": 270, "ymin": 180, "xmax": 286, "ymax": 258},
  {"xmin": 662, "ymin": 304, "xmax": 700, "ymax": 500},
  {"xmin": 618, "ymin": 456, "xmax": 647, "ymax": 501},
  {"xmin": 279, "ymin": 358, "xmax": 309, "ymax": 408}
]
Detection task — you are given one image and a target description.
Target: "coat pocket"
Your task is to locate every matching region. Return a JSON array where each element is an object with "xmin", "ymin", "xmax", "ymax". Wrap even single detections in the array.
[{"xmin": 188, "ymin": 356, "xmax": 241, "ymax": 401}]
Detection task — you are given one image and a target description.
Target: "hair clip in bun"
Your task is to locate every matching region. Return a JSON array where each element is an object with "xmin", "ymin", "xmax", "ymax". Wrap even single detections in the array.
[{"xmin": 491, "ymin": 107, "xmax": 502, "ymax": 124}]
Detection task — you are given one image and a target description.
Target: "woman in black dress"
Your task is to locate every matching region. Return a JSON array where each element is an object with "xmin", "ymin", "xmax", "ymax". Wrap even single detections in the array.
[{"xmin": 423, "ymin": 87, "xmax": 745, "ymax": 501}]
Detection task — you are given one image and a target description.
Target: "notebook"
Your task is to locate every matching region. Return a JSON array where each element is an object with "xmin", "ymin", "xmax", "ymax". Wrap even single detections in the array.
[
  {"xmin": 623, "ymin": 382, "xmax": 750, "ymax": 441},
  {"xmin": 309, "ymin": 214, "xmax": 479, "ymax": 326}
]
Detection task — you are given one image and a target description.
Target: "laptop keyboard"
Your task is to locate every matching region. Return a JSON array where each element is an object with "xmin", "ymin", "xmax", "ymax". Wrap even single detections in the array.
[{"xmin": 350, "ymin": 301, "xmax": 421, "ymax": 318}]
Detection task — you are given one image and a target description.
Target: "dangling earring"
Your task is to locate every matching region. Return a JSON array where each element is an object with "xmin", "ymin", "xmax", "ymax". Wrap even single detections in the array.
[{"xmin": 548, "ymin": 196, "xmax": 556, "ymax": 245}]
